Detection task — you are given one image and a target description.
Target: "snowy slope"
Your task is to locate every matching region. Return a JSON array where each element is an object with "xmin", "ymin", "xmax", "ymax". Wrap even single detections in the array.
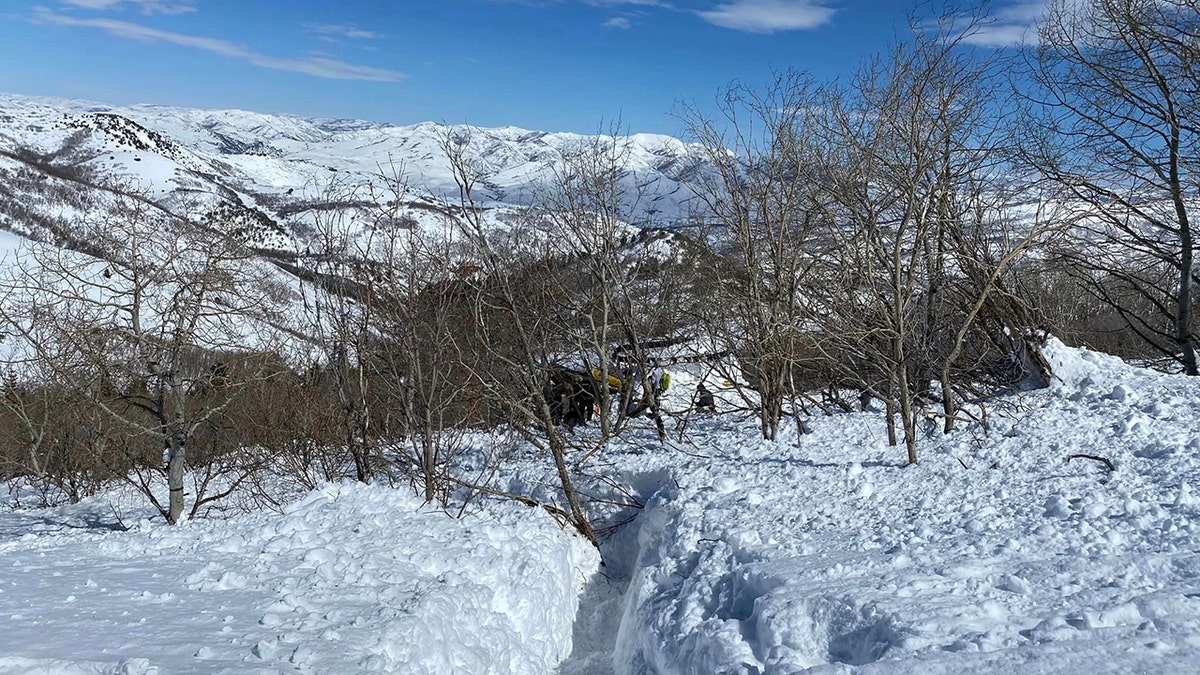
[
  {"xmin": 0, "ymin": 96, "xmax": 296, "ymax": 253},
  {"xmin": 506, "ymin": 340, "xmax": 1200, "ymax": 674}
]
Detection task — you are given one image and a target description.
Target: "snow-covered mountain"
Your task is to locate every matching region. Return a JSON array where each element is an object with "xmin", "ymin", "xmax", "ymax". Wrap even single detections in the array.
[{"xmin": 0, "ymin": 93, "xmax": 700, "ymax": 259}]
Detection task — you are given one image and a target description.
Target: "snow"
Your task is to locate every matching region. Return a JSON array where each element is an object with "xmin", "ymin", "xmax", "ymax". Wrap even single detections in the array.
[
  {"xmin": 0, "ymin": 92, "xmax": 701, "ymax": 231},
  {"xmin": 3, "ymin": 340, "xmax": 1200, "ymax": 673},
  {"xmin": 0, "ymin": 482, "xmax": 598, "ymax": 674},
  {"xmin": 7, "ymin": 90, "xmax": 1200, "ymax": 674},
  {"xmin": 599, "ymin": 340, "xmax": 1200, "ymax": 673}
]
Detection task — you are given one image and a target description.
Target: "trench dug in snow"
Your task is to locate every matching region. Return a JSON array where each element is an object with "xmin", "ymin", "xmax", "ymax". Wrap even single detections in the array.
[
  {"xmin": 559, "ymin": 470, "xmax": 901, "ymax": 675},
  {"xmin": 557, "ymin": 471, "xmax": 670, "ymax": 675},
  {"xmin": 556, "ymin": 544, "xmax": 635, "ymax": 674}
]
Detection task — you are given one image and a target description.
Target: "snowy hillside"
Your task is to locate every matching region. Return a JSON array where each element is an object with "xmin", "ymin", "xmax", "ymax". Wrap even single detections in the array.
[
  {"xmin": 0, "ymin": 93, "xmax": 699, "ymax": 246},
  {"xmin": 3, "ymin": 339, "xmax": 1200, "ymax": 673}
]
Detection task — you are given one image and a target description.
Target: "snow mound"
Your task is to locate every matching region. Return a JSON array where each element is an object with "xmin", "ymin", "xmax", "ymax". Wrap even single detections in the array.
[
  {"xmin": 1041, "ymin": 335, "xmax": 1136, "ymax": 391},
  {"xmin": 0, "ymin": 482, "xmax": 598, "ymax": 674}
]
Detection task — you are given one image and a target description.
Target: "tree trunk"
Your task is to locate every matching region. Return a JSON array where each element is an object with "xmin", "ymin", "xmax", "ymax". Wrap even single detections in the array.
[
  {"xmin": 1173, "ymin": 188, "xmax": 1196, "ymax": 375},
  {"xmin": 941, "ymin": 369, "xmax": 955, "ymax": 434},
  {"xmin": 352, "ymin": 443, "xmax": 370, "ymax": 483},
  {"xmin": 167, "ymin": 434, "xmax": 185, "ymax": 524},
  {"xmin": 422, "ymin": 427, "xmax": 436, "ymax": 503},
  {"xmin": 897, "ymin": 365, "xmax": 918, "ymax": 465},
  {"xmin": 548, "ymin": 435, "xmax": 598, "ymax": 548},
  {"xmin": 1166, "ymin": 112, "xmax": 1197, "ymax": 375},
  {"xmin": 885, "ymin": 377, "xmax": 898, "ymax": 447}
]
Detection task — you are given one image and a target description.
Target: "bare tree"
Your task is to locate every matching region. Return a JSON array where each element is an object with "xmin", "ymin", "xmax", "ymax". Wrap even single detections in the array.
[
  {"xmin": 932, "ymin": 185, "xmax": 1064, "ymax": 432},
  {"xmin": 361, "ymin": 173, "xmax": 481, "ymax": 504},
  {"xmin": 810, "ymin": 14, "xmax": 1041, "ymax": 461},
  {"xmin": 534, "ymin": 127, "xmax": 692, "ymax": 449},
  {"xmin": 438, "ymin": 127, "xmax": 603, "ymax": 547},
  {"xmin": 676, "ymin": 71, "xmax": 830, "ymax": 441},
  {"xmin": 0, "ymin": 187, "xmax": 287, "ymax": 523},
  {"xmin": 1023, "ymin": 0, "xmax": 1199, "ymax": 374},
  {"xmin": 297, "ymin": 180, "xmax": 383, "ymax": 483}
]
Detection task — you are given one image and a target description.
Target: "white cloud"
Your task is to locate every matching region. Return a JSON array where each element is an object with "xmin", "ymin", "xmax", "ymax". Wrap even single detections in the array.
[
  {"xmin": 306, "ymin": 23, "xmax": 381, "ymax": 41},
  {"xmin": 57, "ymin": 0, "xmax": 197, "ymax": 15},
  {"xmin": 585, "ymin": 0, "xmax": 671, "ymax": 6},
  {"xmin": 962, "ymin": 22, "xmax": 1036, "ymax": 47},
  {"xmin": 33, "ymin": 7, "xmax": 406, "ymax": 82},
  {"xmin": 697, "ymin": 0, "xmax": 835, "ymax": 34},
  {"xmin": 960, "ymin": 1, "xmax": 1046, "ymax": 47},
  {"xmin": 587, "ymin": 0, "xmax": 664, "ymax": 30},
  {"xmin": 503, "ymin": 0, "xmax": 843, "ymax": 35}
]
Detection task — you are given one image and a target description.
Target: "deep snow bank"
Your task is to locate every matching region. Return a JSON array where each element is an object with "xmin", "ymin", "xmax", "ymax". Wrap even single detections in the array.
[
  {"xmin": 609, "ymin": 339, "xmax": 1200, "ymax": 674},
  {"xmin": 0, "ymin": 482, "xmax": 598, "ymax": 674}
]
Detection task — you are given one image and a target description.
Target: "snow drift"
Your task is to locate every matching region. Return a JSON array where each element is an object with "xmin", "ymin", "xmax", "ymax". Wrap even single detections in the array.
[{"xmin": 0, "ymin": 482, "xmax": 599, "ymax": 674}]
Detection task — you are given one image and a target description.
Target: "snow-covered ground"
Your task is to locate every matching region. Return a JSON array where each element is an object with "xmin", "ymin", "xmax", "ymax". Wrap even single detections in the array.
[
  {"xmin": 0, "ymin": 483, "xmax": 598, "ymax": 674},
  {"xmin": 3, "ymin": 339, "xmax": 1200, "ymax": 674},
  {"xmin": 595, "ymin": 340, "xmax": 1200, "ymax": 673}
]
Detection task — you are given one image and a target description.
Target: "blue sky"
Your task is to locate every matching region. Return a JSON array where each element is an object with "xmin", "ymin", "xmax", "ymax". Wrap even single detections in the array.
[{"xmin": 0, "ymin": 1, "xmax": 1043, "ymax": 134}]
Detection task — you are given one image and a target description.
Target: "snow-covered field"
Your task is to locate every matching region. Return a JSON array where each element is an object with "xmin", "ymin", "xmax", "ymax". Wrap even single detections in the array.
[
  {"xmin": 3, "ymin": 339, "xmax": 1200, "ymax": 674},
  {"xmin": 599, "ymin": 340, "xmax": 1200, "ymax": 673}
]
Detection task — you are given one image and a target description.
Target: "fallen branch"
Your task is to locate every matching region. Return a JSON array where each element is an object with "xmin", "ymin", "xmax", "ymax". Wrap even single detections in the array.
[
  {"xmin": 447, "ymin": 476, "xmax": 573, "ymax": 524},
  {"xmin": 574, "ymin": 436, "xmax": 610, "ymax": 470},
  {"xmin": 1067, "ymin": 453, "xmax": 1116, "ymax": 472}
]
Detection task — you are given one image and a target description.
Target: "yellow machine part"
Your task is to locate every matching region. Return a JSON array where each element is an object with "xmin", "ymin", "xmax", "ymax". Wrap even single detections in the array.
[{"xmin": 591, "ymin": 368, "xmax": 624, "ymax": 391}]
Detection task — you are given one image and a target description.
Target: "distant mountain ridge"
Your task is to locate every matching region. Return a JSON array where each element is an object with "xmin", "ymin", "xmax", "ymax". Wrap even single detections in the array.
[{"xmin": 0, "ymin": 92, "xmax": 700, "ymax": 244}]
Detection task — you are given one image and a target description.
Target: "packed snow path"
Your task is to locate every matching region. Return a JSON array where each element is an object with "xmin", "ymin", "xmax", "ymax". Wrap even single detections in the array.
[
  {"xmin": 0, "ymin": 483, "xmax": 598, "ymax": 674},
  {"xmin": 555, "ymin": 562, "xmax": 629, "ymax": 675},
  {"xmin": 556, "ymin": 472, "xmax": 667, "ymax": 675}
]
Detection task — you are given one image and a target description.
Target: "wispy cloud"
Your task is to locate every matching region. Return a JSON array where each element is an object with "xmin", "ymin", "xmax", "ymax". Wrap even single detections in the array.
[
  {"xmin": 33, "ymin": 7, "xmax": 406, "ymax": 82},
  {"xmin": 584, "ymin": 0, "xmax": 672, "ymax": 6},
  {"xmin": 590, "ymin": 0, "xmax": 664, "ymax": 28},
  {"xmin": 960, "ymin": 1, "xmax": 1046, "ymax": 47},
  {"xmin": 305, "ymin": 23, "xmax": 381, "ymax": 41},
  {"xmin": 586, "ymin": 1, "xmax": 674, "ymax": 30},
  {"xmin": 502, "ymin": 0, "xmax": 837, "ymax": 34},
  {"xmin": 57, "ymin": 0, "xmax": 197, "ymax": 15},
  {"xmin": 696, "ymin": 0, "xmax": 835, "ymax": 34}
]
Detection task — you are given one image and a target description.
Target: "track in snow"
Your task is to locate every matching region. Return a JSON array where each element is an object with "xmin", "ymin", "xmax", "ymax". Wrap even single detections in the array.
[
  {"xmin": 556, "ymin": 470, "xmax": 671, "ymax": 675},
  {"xmin": 556, "ymin": 567, "xmax": 629, "ymax": 675}
]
